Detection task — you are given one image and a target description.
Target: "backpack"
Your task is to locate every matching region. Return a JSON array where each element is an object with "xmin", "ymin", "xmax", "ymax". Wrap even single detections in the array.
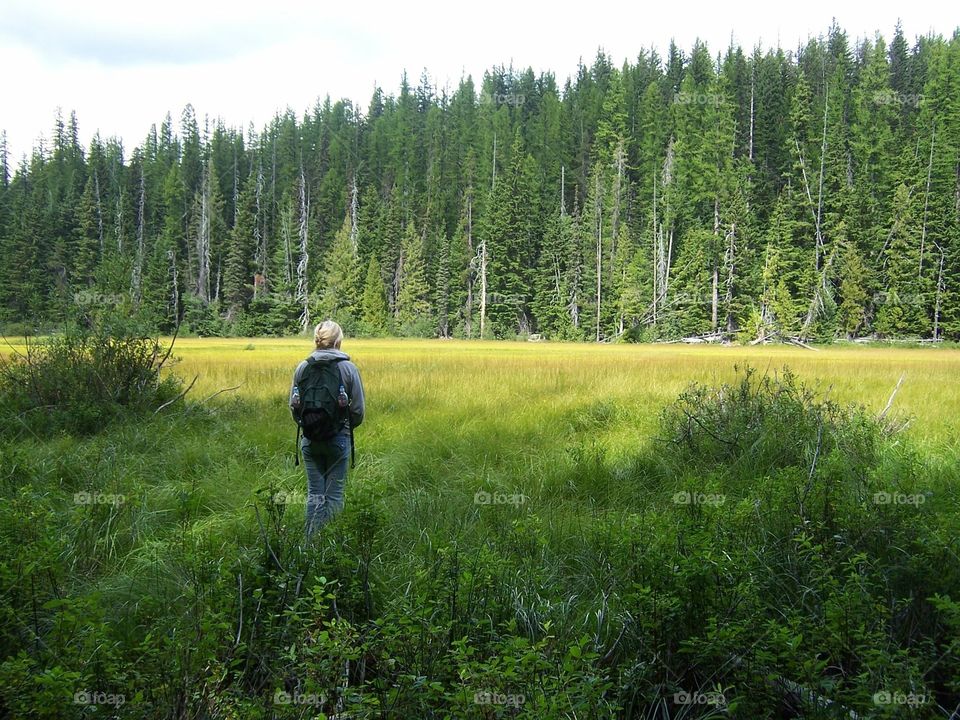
[{"xmin": 293, "ymin": 356, "xmax": 356, "ymax": 467}]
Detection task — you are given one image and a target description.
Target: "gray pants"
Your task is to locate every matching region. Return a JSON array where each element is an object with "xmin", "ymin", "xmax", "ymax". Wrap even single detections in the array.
[{"xmin": 301, "ymin": 430, "xmax": 350, "ymax": 538}]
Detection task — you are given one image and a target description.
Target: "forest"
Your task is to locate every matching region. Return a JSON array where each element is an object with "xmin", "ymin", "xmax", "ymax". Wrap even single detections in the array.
[{"xmin": 1, "ymin": 21, "xmax": 958, "ymax": 342}]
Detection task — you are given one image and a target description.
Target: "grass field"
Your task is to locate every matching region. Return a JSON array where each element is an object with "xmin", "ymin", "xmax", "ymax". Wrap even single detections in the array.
[
  {"xmin": 168, "ymin": 336, "xmax": 960, "ymax": 445},
  {"xmin": 1, "ymin": 336, "xmax": 959, "ymax": 718}
]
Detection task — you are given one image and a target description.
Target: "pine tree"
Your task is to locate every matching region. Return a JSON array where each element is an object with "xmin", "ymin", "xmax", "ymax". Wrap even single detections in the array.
[
  {"xmin": 222, "ymin": 177, "xmax": 257, "ymax": 318},
  {"xmin": 360, "ymin": 255, "xmax": 389, "ymax": 334},
  {"xmin": 1, "ymin": 32, "xmax": 959, "ymax": 340},
  {"xmin": 484, "ymin": 131, "xmax": 538, "ymax": 336},
  {"xmin": 836, "ymin": 223, "xmax": 869, "ymax": 337},
  {"xmin": 434, "ymin": 230, "xmax": 452, "ymax": 337},
  {"xmin": 395, "ymin": 221, "xmax": 430, "ymax": 333},
  {"xmin": 319, "ymin": 215, "xmax": 362, "ymax": 327},
  {"xmin": 875, "ymin": 183, "xmax": 928, "ymax": 336}
]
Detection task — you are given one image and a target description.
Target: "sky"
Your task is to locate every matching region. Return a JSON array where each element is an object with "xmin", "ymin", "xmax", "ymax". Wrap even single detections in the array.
[{"xmin": 0, "ymin": 0, "xmax": 956, "ymax": 163}]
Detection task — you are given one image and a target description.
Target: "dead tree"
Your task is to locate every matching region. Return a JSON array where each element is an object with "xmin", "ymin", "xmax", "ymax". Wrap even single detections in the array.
[{"xmin": 296, "ymin": 164, "xmax": 310, "ymax": 333}]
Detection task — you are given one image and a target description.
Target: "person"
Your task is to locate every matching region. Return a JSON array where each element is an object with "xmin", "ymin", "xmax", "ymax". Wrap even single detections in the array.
[{"xmin": 289, "ymin": 320, "xmax": 365, "ymax": 538}]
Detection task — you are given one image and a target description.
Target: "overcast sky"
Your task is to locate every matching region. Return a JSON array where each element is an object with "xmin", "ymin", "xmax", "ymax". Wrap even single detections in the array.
[{"xmin": 0, "ymin": 0, "xmax": 956, "ymax": 163}]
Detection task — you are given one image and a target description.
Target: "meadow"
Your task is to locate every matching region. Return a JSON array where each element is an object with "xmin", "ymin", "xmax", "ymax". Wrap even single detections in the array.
[{"xmin": 1, "ymin": 336, "xmax": 959, "ymax": 718}]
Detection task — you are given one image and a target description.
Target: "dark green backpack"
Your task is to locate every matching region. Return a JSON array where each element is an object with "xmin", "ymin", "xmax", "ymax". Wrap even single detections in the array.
[{"xmin": 293, "ymin": 356, "xmax": 355, "ymax": 467}]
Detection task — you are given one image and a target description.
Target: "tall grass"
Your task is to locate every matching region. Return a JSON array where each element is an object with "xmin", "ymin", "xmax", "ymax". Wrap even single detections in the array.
[{"xmin": 1, "ymin": 337, "xmax": 958, "ymax": 718}]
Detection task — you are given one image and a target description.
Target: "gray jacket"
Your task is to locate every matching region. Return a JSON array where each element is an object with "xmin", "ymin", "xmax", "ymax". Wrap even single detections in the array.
[{"xmin": 289, "ymin": 348, "xmax": 365, "ymax": 430}]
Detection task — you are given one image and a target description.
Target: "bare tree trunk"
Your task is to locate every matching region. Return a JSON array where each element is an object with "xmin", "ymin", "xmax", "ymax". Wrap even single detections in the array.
[
  {"xmin": 132, "ymin": 166, "xmax": 145, "ymax": 304},
  {"xmin": 569, "ymin": 249, "xmax": 580, "ymax": 330},
  {"xmin": 350, "ymin": 173, "xmax": 359, "ymax": 252},
  {"xmin": 724, "ymin": 223, "xmax": 737, "ymax": 333},
  {"xmin": 168, "ymin": 249, "xmax": 179, "ymax": 319},
  {"xmin": 94, "ymin": 173, "xmax": 104, "ymax": 255},
  {"xmin": 296, "ymin": 164, "xmax": 310, "ymax": 333},
  {"xmin": 197, "ymin": 165, "xmax": 210, "ymax": 303},
  {"xmin": 815, "ymin": 84, "xmax": 828, "ymax": 270},
  {"xmin": 794, "ymin": 138, "xmax": 824, "ymax": 261},
  {"xmin": 253, "ymin": 162, "xmax": 265, "ymax": 296},
  {"xmin": 656, "ymin": 141, "xmax": 675, "ymax": 322},
  {"xmin": 800, "ymin": 251, "xmax": 834, "ymax": 340},
  {"xmin": 610, "ymin": 141, "xmax": 625, "ymax": 274},
  {"xmin": 116, "ymin": 191, "xmax": 124, "ymax": 254},
  {"xmin": 933, "ymin": 243, "xmax": 944, "ymax": 340},
  {"xmin": 665, "ymin": 228, "xmax": 674, "ymax": 305}
]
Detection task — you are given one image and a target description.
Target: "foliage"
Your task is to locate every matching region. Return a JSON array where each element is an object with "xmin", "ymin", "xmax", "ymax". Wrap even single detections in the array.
[
  {"xmin": 2, "ymin": 26, "xmax": 959, "ymax": 342},
  {"xmin": 0, "ymin": 318, "xmax": 183, "ymax": 438}
]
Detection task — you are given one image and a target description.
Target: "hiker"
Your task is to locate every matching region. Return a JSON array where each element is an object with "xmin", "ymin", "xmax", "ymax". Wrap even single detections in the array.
[{"xmin": 290, "ymin": 320, "xmax": 365, "ymax": 538}]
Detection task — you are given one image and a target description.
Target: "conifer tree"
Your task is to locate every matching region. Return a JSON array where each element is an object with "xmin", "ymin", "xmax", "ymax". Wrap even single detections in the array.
[{"xmin": 360, "ymin": 255, "xmax": 389, "ymax": 334}]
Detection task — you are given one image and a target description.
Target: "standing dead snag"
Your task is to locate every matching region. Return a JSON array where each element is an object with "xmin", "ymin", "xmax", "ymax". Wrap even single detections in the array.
[{"xmin": 296, "ymin": 163, "xmax": 310, "ymax": 334}]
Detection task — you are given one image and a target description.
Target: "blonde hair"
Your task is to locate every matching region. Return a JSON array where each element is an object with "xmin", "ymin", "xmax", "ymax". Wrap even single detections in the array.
[{"xmin": 314, "ymin": 320, "xmax": 344, "ymax": 349}]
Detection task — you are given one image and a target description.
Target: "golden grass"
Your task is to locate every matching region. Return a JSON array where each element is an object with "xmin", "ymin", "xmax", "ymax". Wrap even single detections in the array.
[{"xmin": 142, "ymin": 337, "xmax": 960, "ymax": 449}]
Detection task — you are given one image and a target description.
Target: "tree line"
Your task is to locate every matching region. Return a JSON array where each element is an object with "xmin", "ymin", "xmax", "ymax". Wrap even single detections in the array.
[{"xmin": 1, "ymin": 22, "xmax": 959, "ymax": 341}]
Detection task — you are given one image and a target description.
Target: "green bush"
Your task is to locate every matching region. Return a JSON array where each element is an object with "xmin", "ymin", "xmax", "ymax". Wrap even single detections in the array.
[
  {"xmin": 0, "ymin": 322, "xmax": 184, "ymax": 438},
  {"xmin": 660, "ymin": 364, "xmax": 883, "ymax": 479}
]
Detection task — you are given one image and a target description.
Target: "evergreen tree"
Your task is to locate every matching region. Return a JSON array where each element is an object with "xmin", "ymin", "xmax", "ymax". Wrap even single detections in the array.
[
  {"xmin": 318, "ymin": 215, "xmax": 362, "ymax": 327},
  {"xmin": 875, "ymin": 184, "xmax": 927, "ymax": 336},
  {"xmin": 222, "ymin": 177, "xmax": 257, "ymax": 317},
  {"xmin": 395, "ymin": 221, "xmax": 430, "ymax": 333},
  {"xmin": 2, "ymin": 28, "xmax": 958, "ymax": 342},
  {"xmin": 360, "ymin": 255, "xmax": 389, "ymax": 334},
  {"xmin": 836, "ymin": 224, "xmax": 870, "ymax": 337}
]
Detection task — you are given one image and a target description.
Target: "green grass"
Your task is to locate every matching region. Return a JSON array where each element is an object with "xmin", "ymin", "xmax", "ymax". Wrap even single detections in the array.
[
  {"xmin": 164, "ymin": 337, "xmax": 960, "ymax": 445},
  {"xmin": 1, "ymin": 337, "xmax": 959, "ymax": 718}
]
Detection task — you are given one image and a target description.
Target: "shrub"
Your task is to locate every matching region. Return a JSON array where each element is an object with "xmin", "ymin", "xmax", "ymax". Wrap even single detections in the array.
[
  {"xmin": 659, "ymin": 364, "xmax": 885, "ymax": 479},
  {"xmin": 0, "ymin": 321, "xmax": 184, "ymax": 438}
]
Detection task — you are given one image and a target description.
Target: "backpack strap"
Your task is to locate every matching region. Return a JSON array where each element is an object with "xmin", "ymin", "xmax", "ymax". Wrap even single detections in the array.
[
  {"xmin": 294, "ymin": 423, "xmax": 301, "ymax": 466},
  {"xmin": 348, "ymin": 412, "xmax": 355, "ymax": 469}
]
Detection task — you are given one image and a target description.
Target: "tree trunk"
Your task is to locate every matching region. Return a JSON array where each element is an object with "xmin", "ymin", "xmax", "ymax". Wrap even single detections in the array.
[
  {"xmin": 297, "ymin": 165, "xmax": 310, "ymax": 333},
  {"xmin": 132, "ymin": 166, "xmax": 145, "ymax": 304},
  {"xmin": 254, "ymin": 163, "xmax": 265, "ymax": 296}
]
